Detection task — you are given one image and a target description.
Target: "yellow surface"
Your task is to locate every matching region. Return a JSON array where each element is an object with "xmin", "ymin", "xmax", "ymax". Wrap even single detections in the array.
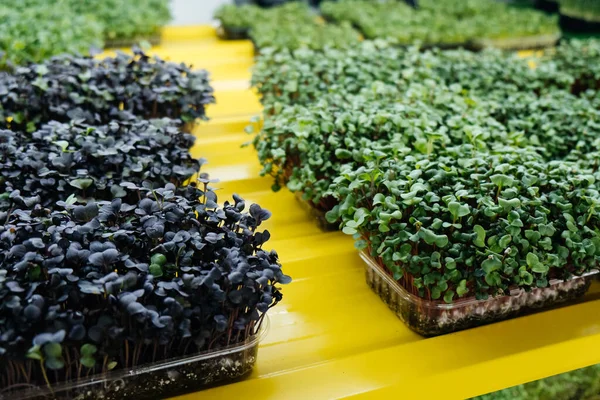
[{"xmin": 111, "ymin": 27, "xmax": 600, "ymax": 399}]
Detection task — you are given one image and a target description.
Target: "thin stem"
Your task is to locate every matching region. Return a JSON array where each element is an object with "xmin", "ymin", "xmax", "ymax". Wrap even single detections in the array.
[
  {"xmin": 254, "ymin": 313, "xmax": 267, "ymax": 336},
  {"xmin": 26, "ymin": 360, "xmax": 32, "ymax": 384},
  {"xmin": 7, "ymin": 361, "xmax": 14, "ymax": 388},
  {"xmin": 17, "ymin": 363, "xmax": 29, "ymax": 384},
  {"xmin": 132, "ymin": 343, "xmax": 138, "ymax": 368},
  {"xmin": 134, "ymin": 343, "xmax": 142, "ymax": 367},
  {"xmin": 4, "ymin": 204, "xmax": 14, "ymax": 224},
  {"xmin": 183, "ymin": 338, "xmax": 192, "ymax": 355},
  {"xmin": 64, "ymin": 349, "xmax": 71, "ymax": 382},
  {"xmin": 39, "ymin": 361, "xmax": 53, "ymax": 394},
  {"xmin": 103, "ymin": 355, "xmax": 108, "ymax": 374}
]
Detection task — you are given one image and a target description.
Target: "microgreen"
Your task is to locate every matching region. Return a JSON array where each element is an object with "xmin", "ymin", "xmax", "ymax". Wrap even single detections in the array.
[
  {"xmin": 0, "ymin": 183, "xmax": 290, "ymax": 390},
  {"xmin": 65, "ymin": 0, "xmax": 171, "ymax": 45},
  {"xmin": 0, "ymin": 0, "xmax": 170, "ymax": 67},
  {"xmin": 0, "ymin": 3, "xmax": 103, "ymax": 69},
  {"xmin": 321, "ymin": 0, "xmax": 559, "ymax": 48},
  {"xmin": 0, "ymin": 49, "xmax": 214, "ymax": 133},
  {"xmin": 214, "ymin": 4, "xmax": 262, "ymax": 30},
  {"xmin": 329, "ymin": 145, "xmax": 600, "ymax": 302},
  {"xmin": 0, "ymin": 118, "xmax": 200, "ymax": 211},
  {"xmin": 251, "ymin": 40, "xmax": 600, "ymax": 218},
  {"xmin": 215, "ymin": 2, "xmax": 361, "ymax": 50},
  {"xmin": 560, "ymin": 0, "xmax": 600, "ymax": 23}
]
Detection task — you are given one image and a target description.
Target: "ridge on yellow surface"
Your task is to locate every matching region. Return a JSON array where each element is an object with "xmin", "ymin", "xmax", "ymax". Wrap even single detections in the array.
[{"xmin": 107, "ymin": 26, "xmax": 600, "ymax": 399}]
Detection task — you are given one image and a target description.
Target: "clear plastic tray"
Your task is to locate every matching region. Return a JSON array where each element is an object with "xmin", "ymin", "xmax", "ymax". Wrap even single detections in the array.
[
  {"xmin": 561, "ymin": 8, "xmax": 600, "ymax": 23},
  {"xmin": 470, "ymin": 33, "xmax": 561, "ymax": 51},
  {"xmin": 361, "ymin": 251, "xmax": 597, "ymax": 337},
  {"xmin": 294, "ymin": 192, "xmax": 338, "ymax": 232},
  {"xmin": 104, "ymin": 34, "xmax": 161, "ymax": 49},
  {"xmin": 181, "ymin": 121, "xmax": 197, "ymax": 134},
  {"xmin": 1, "ymin": 317, "xmax": 269, "ymax": 400},
  {"xmin": 216, "ymin": 25, "xmax": 250, "ymax": 41}
]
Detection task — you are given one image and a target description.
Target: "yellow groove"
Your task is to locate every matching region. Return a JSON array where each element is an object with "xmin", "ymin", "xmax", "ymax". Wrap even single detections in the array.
[
  {"xmin": 136, "ymin": 26, "xmax": 600, "ymax": 400},
  {"xmin": 210, "ymin": 90, "xmax": 261, "ymax": 119}
]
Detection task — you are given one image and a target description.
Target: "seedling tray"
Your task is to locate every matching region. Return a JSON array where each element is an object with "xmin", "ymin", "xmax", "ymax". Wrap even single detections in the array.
[
  {"xmin": 421, "ymin": 42, "xmax": 469, "ymax": 50},
  {"xmin": 2, "ymin": 318, "xmax": 268, "ymax": 400},
  {"xmin": 395, "ymin": 41, "xmax": 469, "ymax": 50},
  {"xmin": 470, "ymin": 33, "xmax": 561, "ymax": 51},
  {"xmin": 360, "ymin": 251, "xmax": 597, "ymax": 337},
  {"xmin": 216, "ymin": 25, "xmax": 251, "ymax": 41}
]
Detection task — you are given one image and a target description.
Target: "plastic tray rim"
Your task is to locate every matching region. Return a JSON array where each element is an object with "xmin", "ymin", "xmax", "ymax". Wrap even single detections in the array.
[
  {"xmin": 359, "ymin": 250, "xmax": 599, "ymax": 311},
  {"xmin": 2, "ymin": 315, "xmax": 269, "ymax": 400}
]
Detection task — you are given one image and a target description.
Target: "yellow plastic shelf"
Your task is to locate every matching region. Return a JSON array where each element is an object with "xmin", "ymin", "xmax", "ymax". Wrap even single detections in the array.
[{"xmin": 113, "ymin": 26, "xmax": 600, "ymax": 399}]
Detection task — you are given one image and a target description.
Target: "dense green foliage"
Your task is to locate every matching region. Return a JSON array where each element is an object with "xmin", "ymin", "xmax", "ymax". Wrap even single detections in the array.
[
  {"xmin": 250, "ymin": 39, "xmax": 600, "ymax": 304},
  {"xmin": 66, "ymin": 0, "xmax": 171, "ymax": 44},
  {"xmin": 215, "ymin": 2, "xmax": 361, "ymax": 50},
  {"xmin": 251, "ymin": 41, "xmax": 600, "ymax": 209},
  {"xmin": 216, "ymin": 0, "xmax": 560, "ymax": 50},
  {"xmin": 251, "ymin": 19, "xmax": 360, "ymax": 51},
  {"xmin": 251, "ymin": 42, "xmax": 578, "ymax": 111},
  {"xmin": 321, "ymin": 0, "xmax": 559, "ymax": 48},
  {"xmin": 0, "ymin": 0, "xmax": 171, "ymax": 67},
  {"xmin": 539, "ymin": 39, "xmax": 600, "ymax": 93},
  {"xmin": 327, "ymin": 146, "xmax": 600, "ymax": 302},
  {"xmin": 214, "ymin": 4, "xmax": 261, "ymax": 30},
  {"xmin": 0, "ymin": 3, "xmax": 103, "ymax": 68},
  {"xmin": 252, "ymin": 83, "xmax": 516, "ymax": 208}
]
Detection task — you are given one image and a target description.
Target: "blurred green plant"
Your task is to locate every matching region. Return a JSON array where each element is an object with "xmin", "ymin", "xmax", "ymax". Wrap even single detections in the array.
[
  {"xmin": 214, "ymin": 2, "xmax": 361, "ymax": 50},
  {"xmin": 560, "ymin": 0, "xmax": 600, "ymax": 22},
  {"xmin": 0, "ymin": 2, "xmax": 103, "ymax": 68},
  {"xmin": 0, "ymin": 0, "xmax": 171, "ymax": 67},
  {"xmin": 321, "ymin": 0, "xmax": 559, "ymax": 48},
  {"xmin": 214, "ymin": 4, "xmax": 262, "ymax": 30},
  {"xmin": 474, "ymin": 363, "xmax": 600, "ymax": 400},
  {"xmin": 66, "ymin": 0, "xmax": 171, "ymax": 44}
]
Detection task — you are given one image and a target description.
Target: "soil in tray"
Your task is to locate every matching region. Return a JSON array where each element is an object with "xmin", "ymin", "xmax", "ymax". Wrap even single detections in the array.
[
  {"xmin": 405, "ymin": 282, "xmax": 590, "ymax": 337},
  {"xmin": 6, "ymin": 344, "xmax": 258, "ymax": 400}
]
